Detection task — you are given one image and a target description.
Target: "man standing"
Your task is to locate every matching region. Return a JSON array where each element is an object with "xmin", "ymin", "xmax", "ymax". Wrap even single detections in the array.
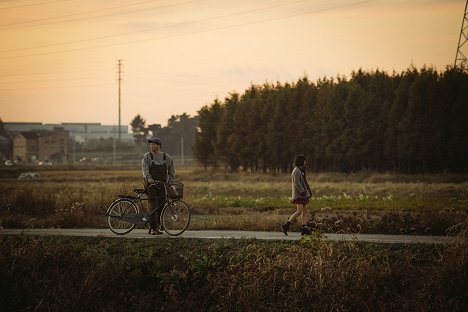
[{"xmin": 141, "ymin": 137, "xmax": 175, "ymax": 235}]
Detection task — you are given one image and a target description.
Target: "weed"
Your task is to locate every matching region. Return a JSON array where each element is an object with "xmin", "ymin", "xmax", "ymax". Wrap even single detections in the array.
[{"xmin": 0, "ymin": 232, "xmax": 466, "ymax": 311}]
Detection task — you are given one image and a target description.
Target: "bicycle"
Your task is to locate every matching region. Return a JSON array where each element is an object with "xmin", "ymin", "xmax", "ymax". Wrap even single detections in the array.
[{"xmin": 106, "ymin": 180, "xmax": 191, "ymax": 236}]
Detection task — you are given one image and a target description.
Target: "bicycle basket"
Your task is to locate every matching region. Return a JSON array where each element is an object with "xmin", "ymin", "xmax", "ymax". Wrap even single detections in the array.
[{"xmin": 168, "ymin": 181, "xmax": 184, "ymax": 199}]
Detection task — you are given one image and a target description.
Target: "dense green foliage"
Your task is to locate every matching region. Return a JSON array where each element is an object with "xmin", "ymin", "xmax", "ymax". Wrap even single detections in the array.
[
  {"xmin": 193, "ymin": 67, "xmax": 468, "ymax": 173},
  {"xmin": 0, "ymin": 234, "xmax": 466, "ymax": 312}
]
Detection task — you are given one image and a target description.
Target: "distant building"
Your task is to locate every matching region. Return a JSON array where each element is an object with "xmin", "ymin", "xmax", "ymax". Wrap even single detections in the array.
[
  {"xmin": 5, "ymin": 122, "xmax": 133, "ymax": 142},
  {"xmin": 5, "ymin": 122, "xmax": 44, "ymax": 133},
  {"xmin": 13, "ymin": 132, "xmax": 39, "ymax": 163},
  {"xmin": 13, "ymin": 128, "xmax": 68, "ymax": 163}
]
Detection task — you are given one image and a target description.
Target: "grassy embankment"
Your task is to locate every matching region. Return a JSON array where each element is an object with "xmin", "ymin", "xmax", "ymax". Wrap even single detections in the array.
[
  {"xmin": 0, "ymin": 227, "xmax": 466, "ymax": 311},
  {"xmin": 0, "ymin": 167, "xmax": 467, "ymax": 234}
]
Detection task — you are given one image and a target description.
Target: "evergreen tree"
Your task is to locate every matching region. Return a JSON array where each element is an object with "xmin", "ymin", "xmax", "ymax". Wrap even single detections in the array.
[
  {"xmin": 385, "ymin": 68, "xmax": 418, "ymax": 172},
  {"xmin": 191, "ymin": 67, "xmax": 468, "ymax": 173},
  {"xmin": 193, "ymin": 101, "xmax": 222, "ymax": 169},
  {"xmin": 130, "ymin": 114, "xmax": 147, "ymax": 145},
  {"xmin": 216, "ymin": 93, "xmax": 240, "ymax": 171},
  {"xmin": 442, "ymin": 68, "xmax": 468, "ymax": 171}
]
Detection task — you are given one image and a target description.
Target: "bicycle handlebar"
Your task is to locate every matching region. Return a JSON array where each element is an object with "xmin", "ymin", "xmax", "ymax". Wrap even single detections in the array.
[{"xmin": 145, "ymin": 180, "xmax": 168, "ymax": 191}]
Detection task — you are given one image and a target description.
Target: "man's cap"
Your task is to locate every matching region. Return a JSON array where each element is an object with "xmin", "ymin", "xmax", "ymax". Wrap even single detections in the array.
[{"xmin": 148, "ymin": 137, "xmax": 162, "ymax": 145}]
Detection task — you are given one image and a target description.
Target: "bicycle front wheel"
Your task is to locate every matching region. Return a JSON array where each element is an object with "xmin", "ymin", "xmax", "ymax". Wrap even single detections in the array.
[
  {"xmin": 161, "ymin": 200, "xmax": 191, "ymax": 236},
  {"xmin": 107, "ymin": 198, "xmax": 139, "ymax": 235}
]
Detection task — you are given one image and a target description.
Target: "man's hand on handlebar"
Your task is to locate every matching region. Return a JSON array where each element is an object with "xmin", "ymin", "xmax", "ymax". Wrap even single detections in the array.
[{"xmin": 147, "ymin": 178, "xmax": 165, "ymax": 185}]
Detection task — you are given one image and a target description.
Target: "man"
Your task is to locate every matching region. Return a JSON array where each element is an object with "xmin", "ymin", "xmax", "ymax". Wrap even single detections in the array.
[{"xmin": 141, "ymin": 137, "xmax": 175, "ymax": 235}]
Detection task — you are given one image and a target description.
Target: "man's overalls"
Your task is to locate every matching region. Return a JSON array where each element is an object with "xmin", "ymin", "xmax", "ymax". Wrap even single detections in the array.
[{"xmin": 146, "ymin": 152, "xmax": 168, "ymax": 231}]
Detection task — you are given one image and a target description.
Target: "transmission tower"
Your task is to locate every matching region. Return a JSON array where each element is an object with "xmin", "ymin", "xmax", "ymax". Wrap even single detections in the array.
[{"xmin": 454, "ymin": 0, "xmax": 468, "ymax": 71}]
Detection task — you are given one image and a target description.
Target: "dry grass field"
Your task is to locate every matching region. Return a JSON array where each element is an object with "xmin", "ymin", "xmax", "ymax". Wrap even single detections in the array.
[{"xmin": 0, "ymin": 166, "xmax": 466, "ymax": 234}]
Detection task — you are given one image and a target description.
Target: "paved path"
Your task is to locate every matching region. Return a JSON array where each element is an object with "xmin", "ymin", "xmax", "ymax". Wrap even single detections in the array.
[{"xmin": 0, "ymin": 228, "xmax": 454, "ymax": 244}]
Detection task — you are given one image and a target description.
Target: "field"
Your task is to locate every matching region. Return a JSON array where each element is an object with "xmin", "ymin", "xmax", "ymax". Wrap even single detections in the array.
[
  {"xmin": 0, "ymin": 166, "xmax": 467, "ymax": 235},
  {"xmin": 0, "ymin": 167, "xmax": 467, "ymax": 311}
]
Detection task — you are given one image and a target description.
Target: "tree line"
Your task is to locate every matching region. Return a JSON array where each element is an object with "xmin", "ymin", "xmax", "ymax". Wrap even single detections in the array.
[
  {"xmin": 193, "ymin": 67, "xmax": 468, "ymax": 173},
  {"xmin": 131, "ymin": 113, "xmax": 198, "ymax": 156}
]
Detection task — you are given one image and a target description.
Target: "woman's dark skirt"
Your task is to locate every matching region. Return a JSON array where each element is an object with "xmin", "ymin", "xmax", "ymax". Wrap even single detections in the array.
[{"xmin": 292, "ymin": 197, "xmax": 309, "ymax": 205}]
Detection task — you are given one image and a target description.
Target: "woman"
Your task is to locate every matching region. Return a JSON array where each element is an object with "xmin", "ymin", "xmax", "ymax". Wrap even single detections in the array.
[{"xmin": 281, "ymin": 154, "xmax": 312, "ymax": 236}]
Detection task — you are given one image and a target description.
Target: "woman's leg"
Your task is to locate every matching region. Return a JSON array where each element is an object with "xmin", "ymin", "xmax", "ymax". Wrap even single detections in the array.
[
  {"xmin": 282, "ymin": 204, "xmax": 306, "ymax": 236},
  {"xmin": 301, "ymin": 204, "xmax": 308, "ymax": 225},
  {"xmin": 289, "ymin": 204, "xmax": 305, "ymax": 223},
  {"xmin": 300, "ymin": 204, "xmax": 311, "ymax": 235}
]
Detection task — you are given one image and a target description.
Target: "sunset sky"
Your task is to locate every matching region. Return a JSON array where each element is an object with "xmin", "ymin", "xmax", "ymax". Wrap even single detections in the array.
[{"xmin": 0, "ymin": 0, "xmax": 466, "ymax": 128}]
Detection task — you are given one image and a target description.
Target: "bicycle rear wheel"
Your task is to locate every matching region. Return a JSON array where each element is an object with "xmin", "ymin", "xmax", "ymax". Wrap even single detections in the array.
[
  {"xmin": 161, "ymin": 200, "xmax": 191, "ymax": 236},
  {"xmin": 107, "ymin": 198, "xmax": 139, "ymax": 235}
]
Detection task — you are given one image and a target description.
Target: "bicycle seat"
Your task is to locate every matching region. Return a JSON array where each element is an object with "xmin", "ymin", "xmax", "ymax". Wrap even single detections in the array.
[{"xmin": 133, "ymin": 188, "xmax": 146, "ymax": 194}]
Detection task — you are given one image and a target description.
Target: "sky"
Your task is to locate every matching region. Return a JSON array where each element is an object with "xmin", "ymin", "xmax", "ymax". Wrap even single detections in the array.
[{"xmin": 0, "ymin": 0, "xmax": 466, "ymax": 128}]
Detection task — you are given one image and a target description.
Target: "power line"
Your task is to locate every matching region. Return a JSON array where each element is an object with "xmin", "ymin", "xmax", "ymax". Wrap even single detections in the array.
[
  {"xmin": 0, "ymin": 67, "xmax": 112, "ymax": 77},
  {"xmin": 0, "ymin": 76, "xmax": 111, "ymax": 84},
  {"xmin": 0, "ymin": 0, "xmax": 306, "ymax": 53},
  {"xmin": 0, "ymin": 0, "xmax": 201, "ymax": 29},
  {"xmin": 0, "ymin": 0, "xmax": 376, "ymax": 60},
  {"xmin": 0, "ymin": 82, "xmax": 112, "ymax": 91},
  {"xmin": 0, "ymin": 0, "xmax": 69, "ymax": 11}
]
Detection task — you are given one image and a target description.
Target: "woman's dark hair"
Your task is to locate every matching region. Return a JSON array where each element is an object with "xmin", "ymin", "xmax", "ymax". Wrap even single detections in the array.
[{"xmin": 294, "ymin": 154, "xmax": 306, "ymax": 166}]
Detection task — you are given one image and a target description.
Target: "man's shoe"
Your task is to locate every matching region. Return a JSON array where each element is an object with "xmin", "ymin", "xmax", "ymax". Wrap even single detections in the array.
[
  {"xmin": 150, "ymin": 229, "xmax": 164, "ymax": 235},
  {"xmin": 281, "ymin": 223, "xmax": 289, "ymax": 236}
]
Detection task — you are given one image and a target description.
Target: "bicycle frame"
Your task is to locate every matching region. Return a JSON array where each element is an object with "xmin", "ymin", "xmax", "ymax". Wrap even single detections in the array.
[
  {"xmin": 114, "ymin": 182, "xmax": 177, "ymax": 223},
  {"xmin": 133, "ymin": 182, "xmax": 174, "ymax": 217}
]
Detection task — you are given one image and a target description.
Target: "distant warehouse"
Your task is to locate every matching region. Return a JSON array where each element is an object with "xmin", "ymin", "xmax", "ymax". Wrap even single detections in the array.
[{"xmin": 5, "ymin": 122, "xmax": 133, "ymax": 142}]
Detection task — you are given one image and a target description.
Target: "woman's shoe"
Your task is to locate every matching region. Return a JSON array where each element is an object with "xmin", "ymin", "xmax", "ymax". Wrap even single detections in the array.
[
  {"xmin": 301, "ymin": 225, "xmax": 311, "ymax": 236},
  {"xmin": 281, "ymin": 222, "xmax": 290, "ymax": 236}
]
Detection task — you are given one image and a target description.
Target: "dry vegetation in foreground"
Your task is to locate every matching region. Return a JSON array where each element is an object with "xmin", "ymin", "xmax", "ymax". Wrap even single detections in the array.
[
  {"xmin": 0, "ymin": 223, "xmax": 466, "ymax": 312},
  {"xmin": 0, "ymin": 167, "xmax": 466, "ymax": 235}
]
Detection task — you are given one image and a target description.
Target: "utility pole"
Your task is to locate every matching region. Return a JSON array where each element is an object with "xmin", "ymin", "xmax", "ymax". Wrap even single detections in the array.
[
  {"xmin": 181, "ymin": 136, "xmax": 185, "ymax": 166},
  {"xmin": 117, "ymin": 59, "xmax": 123, "ymax": 142},
  {"xmin": 113, "ymin": 126, "xmax": 116, "ymax": 164},
  {"xmin": 454, "ymin": 0, "xmax": 468, "ymax": 71}
]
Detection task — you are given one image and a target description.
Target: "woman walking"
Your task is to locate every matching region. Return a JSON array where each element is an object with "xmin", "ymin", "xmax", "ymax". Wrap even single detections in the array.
[{"xmin": 281, "ymin": 154, "xmax": 312, "ymax": 236}]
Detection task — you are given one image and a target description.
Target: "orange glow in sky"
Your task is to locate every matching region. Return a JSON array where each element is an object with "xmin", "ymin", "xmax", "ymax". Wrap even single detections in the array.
[{"xmin": 0, "ymin": 0, "xmax": 465, "ymax": 127}]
